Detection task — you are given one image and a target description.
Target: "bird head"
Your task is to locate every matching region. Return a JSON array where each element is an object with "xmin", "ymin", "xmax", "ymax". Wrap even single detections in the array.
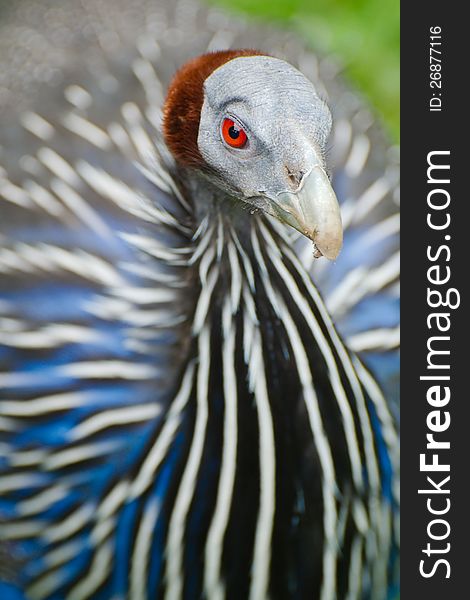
[{"xmin": 163, "ymin": 50, "xmax": 342, "ymax": 260}]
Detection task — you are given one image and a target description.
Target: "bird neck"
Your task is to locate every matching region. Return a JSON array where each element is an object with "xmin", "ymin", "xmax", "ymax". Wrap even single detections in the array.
[
  {"xmin": 181, "ymin": 167, "xmax": 350, "ymax": 401},
  {"xmin": 181, "ymin": 166, "xmax": 327, "ymax": 332},
  {"xmin": 175, "ymin": 166, "xmax": 397, "ymax": 567},
  {"xmin": 182, "ymin": 168, "xmax": 258, "ymax": 245}
]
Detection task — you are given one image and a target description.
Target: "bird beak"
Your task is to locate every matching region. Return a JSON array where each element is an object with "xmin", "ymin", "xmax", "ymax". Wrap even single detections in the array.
[{"xmin": 271, "ymin": 166, "xmax": 343, "ymax": 260}]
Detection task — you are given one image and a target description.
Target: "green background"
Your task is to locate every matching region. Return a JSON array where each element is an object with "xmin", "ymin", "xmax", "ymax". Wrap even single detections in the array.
[{"xmin": 210, "ymin": 0, "xmax": 400, "ymax": 142}]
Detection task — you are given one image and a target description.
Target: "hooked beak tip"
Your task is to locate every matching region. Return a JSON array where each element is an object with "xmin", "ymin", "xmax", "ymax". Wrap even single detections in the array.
[
  {"xmin": 304, "ymin": 226, "xmax": 343, "ymax": 261},
  {"xmin": 313, "ymin": 236, "xmax": 343, "ymax": 261}
]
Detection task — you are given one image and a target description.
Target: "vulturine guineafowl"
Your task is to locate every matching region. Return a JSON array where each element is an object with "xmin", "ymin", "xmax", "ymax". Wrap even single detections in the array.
[{"xmin": 0, "ymin": 1, "xmax": 400, "ymax": 599}]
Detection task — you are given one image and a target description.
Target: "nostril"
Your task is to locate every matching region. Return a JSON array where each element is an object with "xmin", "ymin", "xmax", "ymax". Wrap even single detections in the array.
[{"xmin": 286, "ymin": 167, "xmax": 305, "ymax": 188}]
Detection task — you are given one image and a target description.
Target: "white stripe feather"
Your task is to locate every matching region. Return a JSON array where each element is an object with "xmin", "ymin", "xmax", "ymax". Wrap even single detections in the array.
[
  {"xmin": 164, "ymin": 326, "xmax": 211, "ymax": 600},
  {"xmin": 204, "ymin": 300, "xmax": 238, "ymax": 600}
]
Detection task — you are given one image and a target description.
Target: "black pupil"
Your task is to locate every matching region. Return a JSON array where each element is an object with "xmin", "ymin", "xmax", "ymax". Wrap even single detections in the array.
[{"xmin": 228, "ymin": 125, "xmax": 240, "ymax": 139}]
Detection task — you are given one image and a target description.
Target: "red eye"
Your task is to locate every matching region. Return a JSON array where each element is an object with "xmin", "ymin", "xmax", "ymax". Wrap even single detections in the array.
[{"xmin": 221, "ymin": 118, "xmax": 248, "ymax": 149}]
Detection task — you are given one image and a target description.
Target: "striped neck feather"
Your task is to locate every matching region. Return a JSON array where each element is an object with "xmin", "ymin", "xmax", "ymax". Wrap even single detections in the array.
[{"xmin": 177, "ymin": 195, "xmax": 398, "ymax": 597}]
